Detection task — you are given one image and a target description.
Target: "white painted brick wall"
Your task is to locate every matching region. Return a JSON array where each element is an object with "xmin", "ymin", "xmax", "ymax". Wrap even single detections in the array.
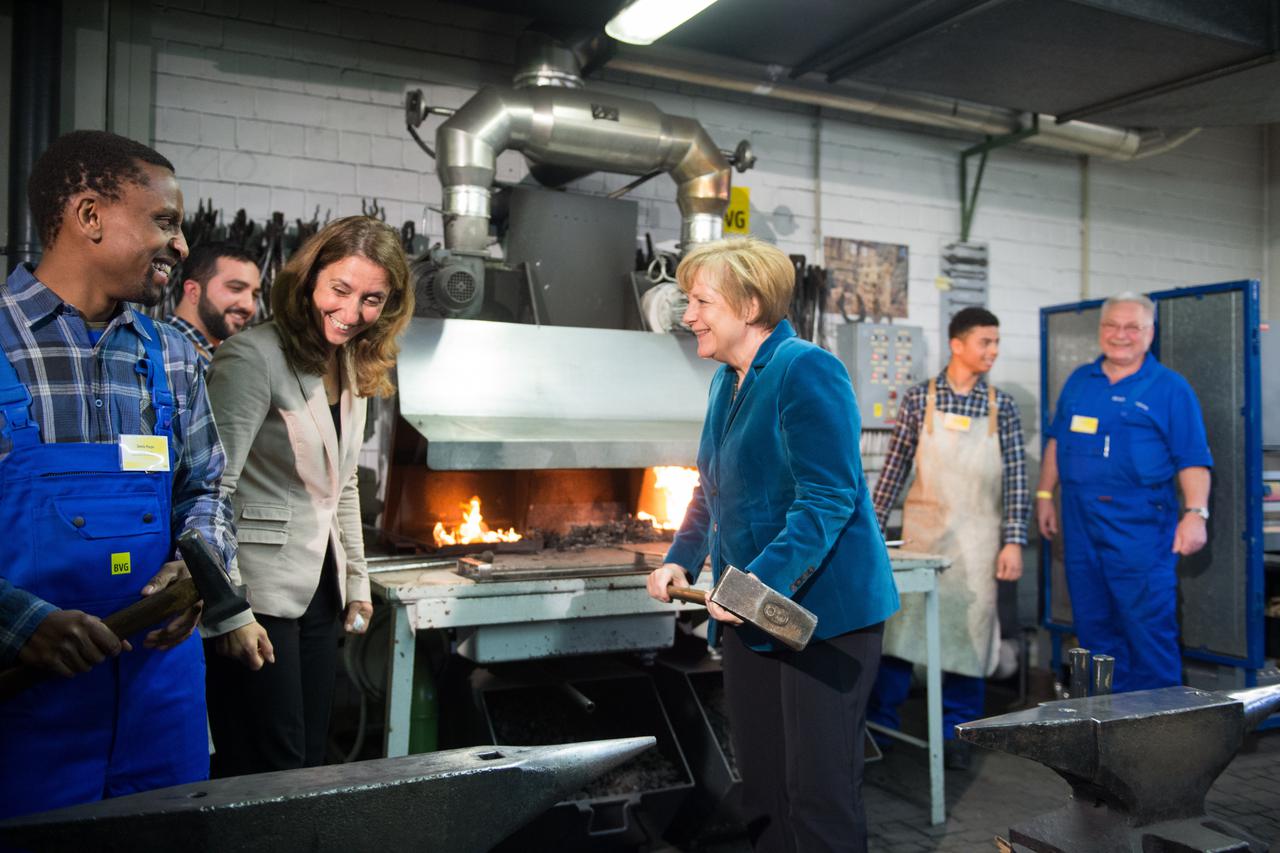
[{"xmin": 150, "ymin": 0, "xmax": 1265, "ymax": 443}]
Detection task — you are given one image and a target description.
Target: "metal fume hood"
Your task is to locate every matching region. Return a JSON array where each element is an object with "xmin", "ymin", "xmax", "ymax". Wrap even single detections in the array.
[{"xmin": 396, "ymin": 318, "xmax": 718, "ymax": 470}]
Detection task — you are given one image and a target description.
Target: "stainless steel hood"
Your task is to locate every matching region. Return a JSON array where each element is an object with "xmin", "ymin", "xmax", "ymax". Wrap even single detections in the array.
[{"xmin": 396, "ymin": 318, "xmax": 718, "ymax": 470}]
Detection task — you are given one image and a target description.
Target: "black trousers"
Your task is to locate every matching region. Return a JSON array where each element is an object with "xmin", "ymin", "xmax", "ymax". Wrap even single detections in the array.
[
  {"xmin": 206, "ymin": 558, "xmax": 341, "ymax": 778},
  {"xmin": 721, "ymin": 621, "xmax": 884, "ymax": 853}
]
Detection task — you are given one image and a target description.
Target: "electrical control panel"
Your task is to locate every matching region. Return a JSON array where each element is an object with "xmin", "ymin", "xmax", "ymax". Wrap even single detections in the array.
[{"xmin": 835, "ymin": 322, "xmax": 925, "ymax": 430}]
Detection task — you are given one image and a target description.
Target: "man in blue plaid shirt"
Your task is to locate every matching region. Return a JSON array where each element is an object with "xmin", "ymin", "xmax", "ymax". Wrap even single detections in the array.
[
  {"xmin": 0, "ymin": 131, "xmax": 270, "ymax": 819},
  {"xmin": 866, "ymin": 307, "xmax": 1029, "ymax": 770}
]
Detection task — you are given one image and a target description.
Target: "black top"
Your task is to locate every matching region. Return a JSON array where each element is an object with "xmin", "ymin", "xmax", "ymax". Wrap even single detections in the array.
[{"xmin": 329, "ymin": 402, "xmax": 340, "ymax": 439}]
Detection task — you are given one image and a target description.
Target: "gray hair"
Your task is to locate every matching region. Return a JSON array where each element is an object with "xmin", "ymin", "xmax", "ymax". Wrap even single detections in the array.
[{"xmin": 1101, "ymin": 291, "xmax": 1155, "ymax": 323}]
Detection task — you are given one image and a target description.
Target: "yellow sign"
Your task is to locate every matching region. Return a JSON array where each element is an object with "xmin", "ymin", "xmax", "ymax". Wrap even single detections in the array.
[
  {"xmin": 119, "ymin": 434, "xmax": 170, "ymax": 472},
  {"xmin": 111, "ymin": 552, "xmax": 132, "ymax": 576},
  {"xmin": 723, "ymin": 186, "xmax": 750, "ymax": 234},
  {"xmin": 943, "ymin": 413, "xmax": 972, "ymax": 432},
  {"xmin": 1070, "ymin": 415, "xmax": 1099, "ymax": 435},
  {"xmin": 873, "ymin": 402, "xmax": 884, "ymax": 418}
]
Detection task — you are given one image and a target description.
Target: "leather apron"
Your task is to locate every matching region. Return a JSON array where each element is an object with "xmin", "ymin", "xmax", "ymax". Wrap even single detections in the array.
[
  {"xmin": 882, "ymin": 379, "xmax": 1003, "ymax": 677},
  {"xmin": 0, "ymin": 313, "xmax": 207, "ymax": 820}
]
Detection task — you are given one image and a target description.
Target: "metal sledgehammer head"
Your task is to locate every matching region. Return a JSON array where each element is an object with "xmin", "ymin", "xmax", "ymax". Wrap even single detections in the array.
[
  {"xmin": 176, "ymin": 528, "xmax": 250, "ymax": 627},
  {"xmin": 0, "ymin": 737, "xmax": 655, "ymax": 853},
  {"xmin": 711, "ymin": 566, "xmax": 818, "ymax": 651}
]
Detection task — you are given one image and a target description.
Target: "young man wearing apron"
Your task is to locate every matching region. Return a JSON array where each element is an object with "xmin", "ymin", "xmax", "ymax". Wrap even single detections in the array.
[
  {"xmin": 867, "ymin": 307, "xmax": 1029, "ymax": 770},
  {"xmin": 0, "ymin": 131, "xmax": 268, "ymax": 820}
]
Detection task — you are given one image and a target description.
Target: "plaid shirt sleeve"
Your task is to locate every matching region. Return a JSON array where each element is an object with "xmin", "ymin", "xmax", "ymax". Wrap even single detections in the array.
[
  {"xmin": 997, "ymin": 391, "xmax": 1029, "ymax": 545},
  {"xmin": 169, "ymin": 353, "xmax": 237, "ymax": 570},
  {"xmin": 0, "ymin": 578, "xmax": 56, "ymax": 666},
  {"xmin": 872, "ymin": 384, "xmax": 924, "ymax": 532}
]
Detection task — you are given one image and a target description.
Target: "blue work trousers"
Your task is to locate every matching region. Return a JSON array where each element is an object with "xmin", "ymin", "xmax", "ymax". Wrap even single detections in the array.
[
  {"xmin": 866, "ymin": 654, "xmax": 985, "ymax": 741},
  {"xmin": 0, "ymin": 316, "xmax": 207, "ymax": 821},
  {"xmin": 1060, "ymin": 487, "xmax": 1182, "ymax": 693}
]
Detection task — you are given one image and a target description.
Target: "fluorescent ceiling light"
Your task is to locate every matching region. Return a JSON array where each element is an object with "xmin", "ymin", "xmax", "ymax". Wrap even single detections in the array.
[{"xmin": 605, "ymin": 0, "xmax": 720, "ymax": 45}]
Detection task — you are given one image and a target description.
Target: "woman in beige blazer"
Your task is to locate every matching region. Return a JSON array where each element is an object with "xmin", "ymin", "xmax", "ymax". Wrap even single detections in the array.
[{"xmin": 204, "ymin": 216, "xmax": 412, "ymax": 776}]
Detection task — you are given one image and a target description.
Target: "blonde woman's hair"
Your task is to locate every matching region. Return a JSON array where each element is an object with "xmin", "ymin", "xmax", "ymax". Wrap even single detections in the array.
[
  {"xmin": 675, "ymin": 236, "xmax": 794, "ymax": 328},
  {"xmin": 271, "ymin": 216, "xmax": 413, "ymax": 397}
]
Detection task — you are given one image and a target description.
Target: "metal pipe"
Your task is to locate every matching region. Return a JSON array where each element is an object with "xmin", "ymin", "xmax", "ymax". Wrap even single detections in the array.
[
  {"xmin": 435, "ymin": 85, "xmax": 730, "ymax": 252},
  {"xmin": 1067, "ymin": 647, "xmax": 1091, "ymax": 698},
  {"xmin": 1226, "ymin": 684, "xmax": 1280, "ymax": 733},
  {"xmin": 513, "ymin": 30, "xmax": 584, "ymax": 90},
  {"xmin": 606, "ymin": 49, "xmax": 1200, "ymax": 162},
  {"xmin": 559, "ymin": 681, "xmax": 596, "ymax": 714},
  {"xmin": 7, "ymin": 0, "xmax": 62, "ymax": 272},
  {"xmin": 1091, "ymin": 654, "xmax": 1114, "ymax": 696},
  {"xmin": 1080, "ymin": 154, "xmax": 1090, "ymax": 300}
]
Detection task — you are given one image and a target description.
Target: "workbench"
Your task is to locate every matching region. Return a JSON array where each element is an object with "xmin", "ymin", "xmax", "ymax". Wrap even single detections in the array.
[{"xmin": 370, "ymin": 548, "xmax": 949, "ymax": 825}]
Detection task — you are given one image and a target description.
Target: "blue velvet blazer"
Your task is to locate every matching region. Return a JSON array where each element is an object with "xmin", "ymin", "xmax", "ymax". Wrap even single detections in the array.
[{"xmin": 665, "ymin": 320, "xmax": 900, "ymax": 650}]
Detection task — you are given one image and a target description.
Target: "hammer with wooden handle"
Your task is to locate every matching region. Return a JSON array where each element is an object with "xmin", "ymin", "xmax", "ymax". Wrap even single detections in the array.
[
  {"xmin": 0, "ymin": 530, "xmax": 249, "ymax": 702},
  {"xmin": 667, "ymin": 565, "xmax": 818, "ymax": 651}
]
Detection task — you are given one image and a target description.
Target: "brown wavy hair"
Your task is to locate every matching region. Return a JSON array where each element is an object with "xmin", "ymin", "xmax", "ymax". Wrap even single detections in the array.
[{"xmin": 271, "ymin": 216, "xmax": 413, "ymax": 398}]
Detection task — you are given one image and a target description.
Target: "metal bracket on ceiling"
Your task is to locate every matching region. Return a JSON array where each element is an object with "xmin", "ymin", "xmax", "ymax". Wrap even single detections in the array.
[{"xmin": 959, "ymin": 114, "xmax": 1039, "ymax": 242}]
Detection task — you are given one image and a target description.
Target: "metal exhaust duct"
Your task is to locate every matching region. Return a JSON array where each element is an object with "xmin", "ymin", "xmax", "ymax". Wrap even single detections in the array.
[
  {"xmin": 436, "ymin": 32, "xmax": 732, "ymax": 254},
  {"xmin": 605, "ymin": 45, "xmax": 1199, "ymax": 162}
]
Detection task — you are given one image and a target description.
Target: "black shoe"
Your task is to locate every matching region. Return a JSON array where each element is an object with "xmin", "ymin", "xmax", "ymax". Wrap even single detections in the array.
[{"xmin": 944, "ymin": 740, "xmax": 971, "ymax": 771}]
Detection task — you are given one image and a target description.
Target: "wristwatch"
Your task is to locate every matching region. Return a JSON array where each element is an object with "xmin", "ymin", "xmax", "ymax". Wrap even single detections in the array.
[{"xmin": 1184, "ymin": 506, "xmax": 1210, "ymax": 520}]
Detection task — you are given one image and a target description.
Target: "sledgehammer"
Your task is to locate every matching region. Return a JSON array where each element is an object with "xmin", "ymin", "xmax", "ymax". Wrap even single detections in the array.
[
  {"xmin": 0, "ymin": 529, "xmax": 249, "ymax": 701},
  {"xmin": 667, "ymin": 565, "xmax": 818, "ymax": 651}
]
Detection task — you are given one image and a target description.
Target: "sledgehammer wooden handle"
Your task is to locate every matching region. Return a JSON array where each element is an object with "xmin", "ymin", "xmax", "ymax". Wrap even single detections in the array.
[
  {"xmin": 0, "ymin": 578, "xmax": 199, "ymax": 702},
  {"xmin": 667, "ymin": 585, "xmax": 708, "ymax": 605}
]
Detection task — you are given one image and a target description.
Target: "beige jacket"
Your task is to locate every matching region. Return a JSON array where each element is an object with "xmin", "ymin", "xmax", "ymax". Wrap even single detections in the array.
[{"xmin": 206, "ymin": 322, "xmax": 369, "ymax": 619}]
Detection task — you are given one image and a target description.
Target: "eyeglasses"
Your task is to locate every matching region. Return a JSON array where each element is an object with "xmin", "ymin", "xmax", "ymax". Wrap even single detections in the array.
[{"xmin": 1100, "ymin": 321, "xmax": 1150, "ymax": 335}]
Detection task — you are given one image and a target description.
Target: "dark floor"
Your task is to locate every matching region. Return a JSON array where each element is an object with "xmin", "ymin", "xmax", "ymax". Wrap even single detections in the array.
[
  {"xmin": 671, "ymin": 729, "xmax": 1280, "ymax": 852},
  {"xmin": 861, "ymin": 728, "xmax": 1280, "ymax": 852},
  {"xmin": 656, "ymin": 673, "xmax": 1280, "ymax": 853}
]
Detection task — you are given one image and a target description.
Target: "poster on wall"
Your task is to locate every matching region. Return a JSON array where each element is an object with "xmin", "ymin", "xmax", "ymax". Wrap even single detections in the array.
[{"xmin": 823, "ymin": 237, "xmax": 909, "ymax": 323}]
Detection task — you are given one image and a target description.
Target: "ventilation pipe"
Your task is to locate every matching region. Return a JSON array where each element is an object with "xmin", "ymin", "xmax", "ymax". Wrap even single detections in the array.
[
  {"xmin": 435, "ymin": 33, "xmax": 734, "ymax": 256},
  {"xmin": 605, "ymin": 46, "xmax": 1199, "ymax": 162}
]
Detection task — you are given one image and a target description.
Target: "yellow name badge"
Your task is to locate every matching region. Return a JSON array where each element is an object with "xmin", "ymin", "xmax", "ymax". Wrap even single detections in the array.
[
  {"xmin": 1070, "ymin": 415, "xmax": 1099, "ymax": 435},
  {"xmin": 943, "ymin": 413, "xmax": 972, "ymax": 432},
  {"xmin": 111, "ymin": 552, "xmax": 131, "ymax": 576},
  {"xmin": 119, "ymin": 434, "xmax": 170, "ymax": 472}
]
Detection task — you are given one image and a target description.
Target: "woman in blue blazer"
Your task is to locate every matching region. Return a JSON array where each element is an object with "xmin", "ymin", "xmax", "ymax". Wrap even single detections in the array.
[{"xmin": 647, "ymin": 237, "xmax": 899, "ymax": 852}]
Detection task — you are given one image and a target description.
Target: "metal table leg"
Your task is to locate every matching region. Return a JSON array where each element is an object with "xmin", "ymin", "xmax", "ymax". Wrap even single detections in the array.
[
  {"xmin": 925, "ymin": 580, "xmax": 945, "ymax": 825},
  {"xmin": 384, "ymin": 601, "xmax": 416, "ymax": 758},
  {"xmin": 865, "ymin": 565, "xmax": 948, "ymax": 825}
]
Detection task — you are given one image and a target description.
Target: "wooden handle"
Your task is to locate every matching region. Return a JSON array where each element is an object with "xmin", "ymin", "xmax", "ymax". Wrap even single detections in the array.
[
  {"xmin": 0, "ymin": 578, "xmax": 201, "ymax": 703},
  {"xmin": 103, "ymin": 577, "xmax": 200, "ymax": 637},
  {"xmin": 667, "ymin": 585, "xmax": 707, "ymax": 605}
]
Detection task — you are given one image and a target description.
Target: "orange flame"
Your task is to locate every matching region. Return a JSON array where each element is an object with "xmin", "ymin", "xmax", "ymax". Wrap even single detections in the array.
[
  {"xmin": 637, "ymin": 466, "xmax": 700, "ymax": 531},
  {"xmin": 433, "ymin": 496, "xmax": 522, "ymax": 547}
]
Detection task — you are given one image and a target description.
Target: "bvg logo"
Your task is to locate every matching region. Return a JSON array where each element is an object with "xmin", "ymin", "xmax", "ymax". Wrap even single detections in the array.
[{"xmin": 111, "ymin": 552, "xmax": 132, "ymax": 576}]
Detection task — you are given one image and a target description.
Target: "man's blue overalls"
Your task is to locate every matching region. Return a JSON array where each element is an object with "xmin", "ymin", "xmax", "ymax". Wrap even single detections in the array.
[
  {"xmin": 1056, "ymin": 356, "xmax": 1199, "ymax": 694},
  {"xmin": 0, "ymin": 314, "xmax": 207, "ymax": 820}
]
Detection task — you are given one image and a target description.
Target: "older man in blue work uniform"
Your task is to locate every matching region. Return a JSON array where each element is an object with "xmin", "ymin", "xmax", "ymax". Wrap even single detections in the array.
[
  {"xmin": 1036, "ymin": 292, "xmax": 1211, "ymax": 693},
  {"xmin": 0, "ymin": 131, "xmax": 270, "ymax": 820}
]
